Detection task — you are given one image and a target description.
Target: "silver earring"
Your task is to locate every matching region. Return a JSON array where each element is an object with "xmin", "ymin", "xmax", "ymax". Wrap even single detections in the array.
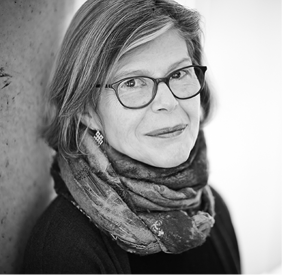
[{"xmin": 93, "ymin": 130, "xmax": 104, "ymax": 146}]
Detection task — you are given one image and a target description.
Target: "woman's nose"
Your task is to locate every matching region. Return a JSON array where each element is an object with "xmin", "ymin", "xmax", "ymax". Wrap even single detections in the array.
[{"xmin": 151, "ymin": 82, "xmax": 179, "ymax": 112}]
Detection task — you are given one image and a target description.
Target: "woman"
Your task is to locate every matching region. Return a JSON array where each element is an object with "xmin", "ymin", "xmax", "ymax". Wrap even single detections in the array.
[{"xmin": 23, "ymin": 0, "xmax": 241, "ymax": 273}]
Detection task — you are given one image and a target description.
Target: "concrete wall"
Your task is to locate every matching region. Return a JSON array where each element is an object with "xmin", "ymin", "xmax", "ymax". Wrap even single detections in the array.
[{"xmin": 0, "ymin": 0, "xmax": 76, "ymax": 273}]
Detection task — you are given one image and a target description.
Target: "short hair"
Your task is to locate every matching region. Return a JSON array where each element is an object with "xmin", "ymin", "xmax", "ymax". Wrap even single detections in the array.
[{"xmin": 43, "ymin": 0, "xmax": 213, "ymax": 159}]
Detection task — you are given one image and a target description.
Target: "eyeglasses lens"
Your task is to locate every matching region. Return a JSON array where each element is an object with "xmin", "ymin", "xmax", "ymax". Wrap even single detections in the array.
[{"xmin": 117, "ymin": 66, "xmax": 204, "ymax": 108}]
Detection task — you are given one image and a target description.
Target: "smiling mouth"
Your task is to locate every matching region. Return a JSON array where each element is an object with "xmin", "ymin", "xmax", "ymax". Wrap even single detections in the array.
[{"xmin": 146, "ymin": 124, "xmax": 188, "ymax": 138}]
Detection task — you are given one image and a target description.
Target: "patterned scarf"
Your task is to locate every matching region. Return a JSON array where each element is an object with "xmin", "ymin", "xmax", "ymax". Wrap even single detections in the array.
[{"xmin": 57, "ymin": 129, "xmax": 215, "ymax": 255}]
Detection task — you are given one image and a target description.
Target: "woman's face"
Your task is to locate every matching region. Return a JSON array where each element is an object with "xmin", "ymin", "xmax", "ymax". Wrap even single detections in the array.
[{"xmin": 97, "ymin": 29, "xmax": 201, "ymax": 168}]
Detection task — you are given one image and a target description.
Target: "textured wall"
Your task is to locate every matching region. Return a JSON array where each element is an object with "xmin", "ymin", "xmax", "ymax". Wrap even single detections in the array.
[{"xmin": 0, "ymin": 0, "xmax": 75, "ymax": 273}]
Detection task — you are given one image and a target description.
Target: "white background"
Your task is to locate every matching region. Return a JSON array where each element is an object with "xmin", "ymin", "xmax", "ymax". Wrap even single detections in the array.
[
  {"xmin": 72, "ymin": 0, "xmax": 282, "ymax": 273},
  {"xmin": 176, "ymin": 0, "xmax": 281, "ymax": 273}
]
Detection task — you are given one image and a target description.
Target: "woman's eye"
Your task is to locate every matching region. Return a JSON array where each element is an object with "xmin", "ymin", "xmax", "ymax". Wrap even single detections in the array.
[
  {"xmin": 124, "ymin": 79, "xmax": 136, "ymax": 87},
  {"xmin": 120, "ymin": 78, "xmax": 146, "ymax": 89},
  {"xmin": 171, "ymin": 70, "xmax": 186, "ymax": 79}
]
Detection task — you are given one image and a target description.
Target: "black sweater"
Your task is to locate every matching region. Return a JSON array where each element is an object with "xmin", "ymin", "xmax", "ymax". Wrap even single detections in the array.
[{"xmin": 23, "ymin": 186, "xmax": 241, "ymax": 274}]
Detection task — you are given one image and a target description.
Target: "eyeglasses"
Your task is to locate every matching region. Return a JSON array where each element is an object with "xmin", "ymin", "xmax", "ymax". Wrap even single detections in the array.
[{"xmin": 97, "ymin": 65, "xmax": 207, "ymax": 109}]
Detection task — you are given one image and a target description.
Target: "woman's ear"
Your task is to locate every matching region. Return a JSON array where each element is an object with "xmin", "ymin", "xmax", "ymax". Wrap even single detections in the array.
[{"xmin": 79, "ymin": 107, "xmax": 102, "ymax": 131}]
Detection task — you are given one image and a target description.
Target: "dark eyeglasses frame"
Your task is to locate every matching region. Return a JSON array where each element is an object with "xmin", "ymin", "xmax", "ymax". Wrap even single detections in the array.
[{"xmin": 96, "ymin": 65, "xmax": 207, "ymax": 109}]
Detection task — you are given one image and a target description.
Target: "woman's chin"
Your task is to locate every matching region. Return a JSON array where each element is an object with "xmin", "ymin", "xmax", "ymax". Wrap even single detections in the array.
[
  {"xmin": 140, "ymin": 132, "xmax": 196, "ymax": 168},
  {"xmin": 144, "ymin": 152, "xmax": 190, "ymax": 168}
]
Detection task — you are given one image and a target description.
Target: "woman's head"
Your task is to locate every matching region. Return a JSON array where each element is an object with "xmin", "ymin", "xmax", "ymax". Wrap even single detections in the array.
[{"xmin": 44, "ymin": 0, "xmax": 213, "ymax": 166}]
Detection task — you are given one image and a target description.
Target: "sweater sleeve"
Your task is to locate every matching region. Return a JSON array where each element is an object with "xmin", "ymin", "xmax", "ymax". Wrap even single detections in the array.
[
  {"xmin": 209, "ymin": 186, "xmax": 241, "ymax": 273},
  {"xmin": 22, "ymin": 195, "xmax": 130, "ymax": 274}
]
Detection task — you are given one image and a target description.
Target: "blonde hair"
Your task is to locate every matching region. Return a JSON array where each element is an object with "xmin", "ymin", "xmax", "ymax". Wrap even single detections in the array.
[{"xmin": 43, "ymin": 0, "xmax": 212, "ymax": 159}]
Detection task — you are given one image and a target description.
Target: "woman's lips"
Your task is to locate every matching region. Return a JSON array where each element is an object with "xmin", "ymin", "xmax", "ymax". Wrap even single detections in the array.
[{"xmin": 146, "ymin": 124, "xmax": 188, "ymax": 138}]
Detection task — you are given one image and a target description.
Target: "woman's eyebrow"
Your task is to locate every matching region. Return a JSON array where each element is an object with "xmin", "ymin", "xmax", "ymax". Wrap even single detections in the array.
[
  {"xmin": 113, "ymin": 70, "xmax": 151, "ymax": 80},
  {"xmin": 166, "ymin": 57, "xmax": 192, "ymax": 72},
  {"xmin": 113, "ymin": 57, "xmax": 192, "ymax": 81}
]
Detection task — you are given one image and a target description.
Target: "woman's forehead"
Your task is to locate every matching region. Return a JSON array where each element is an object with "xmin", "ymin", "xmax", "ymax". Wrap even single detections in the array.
[{"xmin": 111, "ymin": 29, "xmax": 192, "ymax": 80}]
